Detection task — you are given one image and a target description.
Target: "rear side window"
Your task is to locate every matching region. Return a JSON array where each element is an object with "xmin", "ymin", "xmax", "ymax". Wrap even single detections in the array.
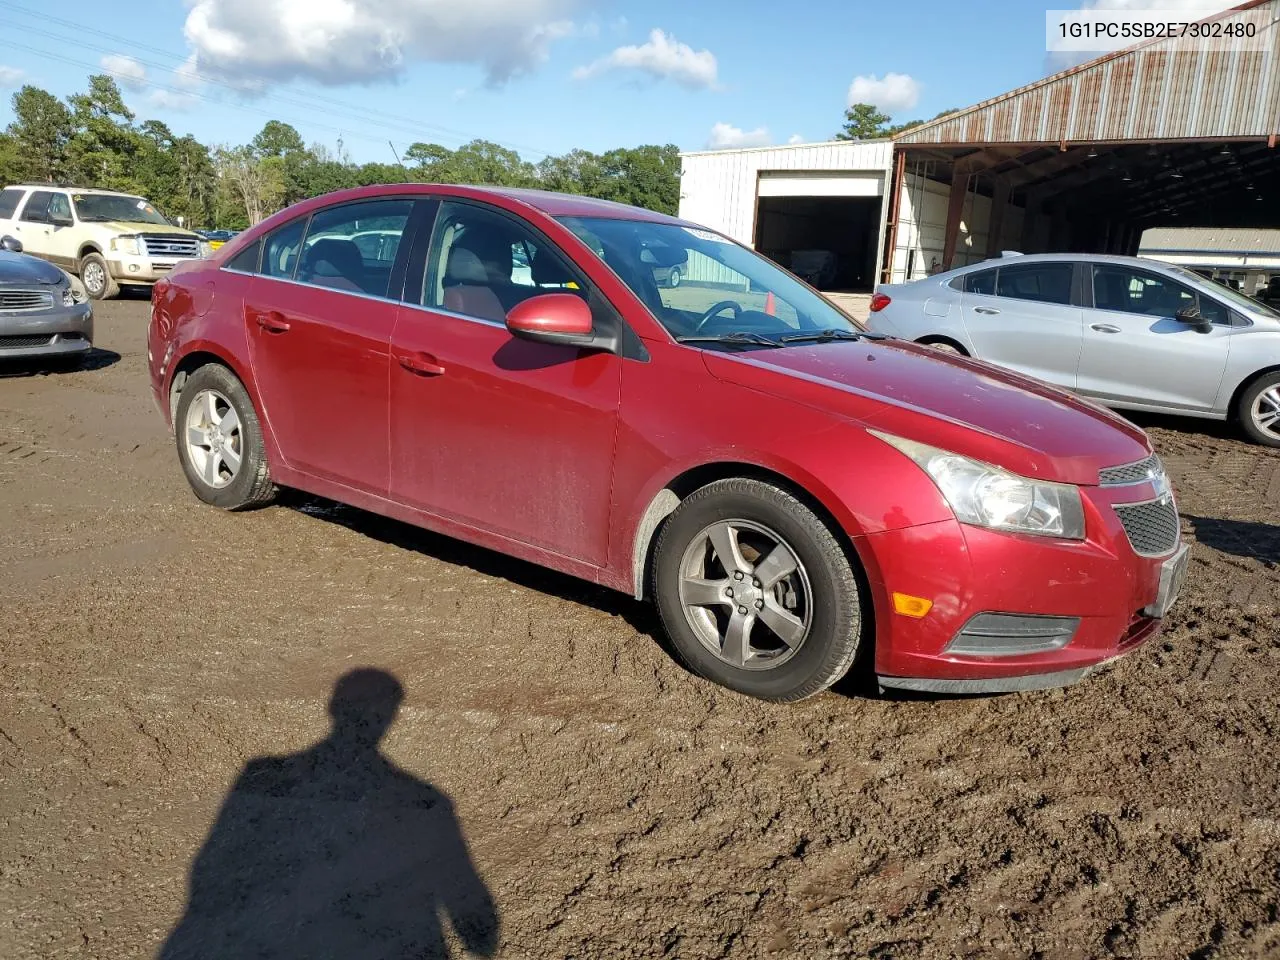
[
  {"xmin": 963, "ymin": 268, "xmax": 997, "ymax": 295},
  {"xmin": 0, "ymin": 189, "xmax": 22, "ymax": 219},
  {"xmin": 994, "ymin": 262, "xmax": 1074, "ymax": 305},
  {"xmin": 225, "ymin": 238, "xmax": 262, "ymax": 273},
  {"xmin": 261, "ymin": 218, "xmax": 308, "ymax": 279},
  {"xmin": 21, "ymin": 191, "xmax": 52, "ymax": 223}
]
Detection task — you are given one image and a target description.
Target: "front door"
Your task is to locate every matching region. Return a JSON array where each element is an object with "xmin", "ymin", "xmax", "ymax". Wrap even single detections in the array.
[
  {"xmin": 1076, "ymin": 263, "xmax": 1233, "ymax": 413},
  {"xmin": 959, "ymin": 260, "xmax": 1083, "ymax": 390},
  {"xmin": 389, "ymin": 199, "xmax": 622, "ymax": 566},
  {"xmin": 244, "ymin": 197, "xmax": 415, "ymax": 494}
]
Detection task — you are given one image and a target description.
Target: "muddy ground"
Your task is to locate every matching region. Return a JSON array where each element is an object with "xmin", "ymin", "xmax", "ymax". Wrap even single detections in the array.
[{"xmin": 1, "ymin": 300, "xmax": 1278, "ymax": 960}]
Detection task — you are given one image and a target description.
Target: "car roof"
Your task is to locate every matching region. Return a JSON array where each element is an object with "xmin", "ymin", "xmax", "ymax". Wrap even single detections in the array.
[
  {"xmin": 947, "ymin": 252, "xmax": 1195, "ymax": 272},
  {"xmin": 5, "ymin": 184, "xmax": 142, "ymax": 198}
]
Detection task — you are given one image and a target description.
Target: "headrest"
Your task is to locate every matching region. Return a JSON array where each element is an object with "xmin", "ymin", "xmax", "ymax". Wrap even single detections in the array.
[
  {"xmin": 304, "ymin": 238, "xmax": 362, "ymax": 278},
  {"xmin": 531, "ymin": 249, "xmax": 576, "ymax": 286},
  {"xmin": 445, "ymin": 247, "xmax": 490, "ymax": 284}
]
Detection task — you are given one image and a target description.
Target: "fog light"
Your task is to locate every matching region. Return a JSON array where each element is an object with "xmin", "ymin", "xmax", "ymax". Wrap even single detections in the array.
[
  {"xmin": 128, "ymin": 263, "xmax": 140, "ymax": 273},
  {"xmin": 892, "ymin": 592, "xmax": 933, "ymax": 618},
  {"xmin": 945, "ymin": 613, "xmax": 1079, "ymax": 657}
]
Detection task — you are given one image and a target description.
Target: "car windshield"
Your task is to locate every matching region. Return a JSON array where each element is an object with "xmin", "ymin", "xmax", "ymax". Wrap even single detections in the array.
[
  {"xmin": 1166, "ymin": 262, "xmax": 1280, "ymax": 320},
  {"xmin": 72, "ymin": 193, "xmax": 172, "ymax": 225},
  {"xmin": 555, "ymin": 216, "xmax": 864, "ymax": 345}
]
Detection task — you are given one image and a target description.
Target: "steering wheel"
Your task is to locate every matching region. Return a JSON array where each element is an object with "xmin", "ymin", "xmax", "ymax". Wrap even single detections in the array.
[{"xmin": 692, "ymin": 300, "xmax": 743, "ymax": 333}]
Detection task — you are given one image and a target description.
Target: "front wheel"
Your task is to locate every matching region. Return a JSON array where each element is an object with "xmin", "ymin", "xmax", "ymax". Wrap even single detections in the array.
[
  {"xmin": 174, "ymin": 364, "xmax": 276, "ymax": 510},
  {"xmin": 668, "ymin": 266, "xmax": 681, "ymax": 288},
  {"xmin": 651, "ymin": 478, "xmax": 865, "ymax": 701},
  {"xmin": 79, "ymin": 253, "xmax": 118, "ymax": 301},
  {"xmin": 1238, "ymin": 372, "xmax": 1280, "ymax": 448}
]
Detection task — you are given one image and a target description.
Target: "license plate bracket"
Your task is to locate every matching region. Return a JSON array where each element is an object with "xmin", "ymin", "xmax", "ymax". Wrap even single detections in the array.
[{"xmin": 1144, "ymin": 544, "xmax": 1189, "ymax": 619}]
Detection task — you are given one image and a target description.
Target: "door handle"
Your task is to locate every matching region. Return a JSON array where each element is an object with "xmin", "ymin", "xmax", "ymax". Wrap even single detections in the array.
[
  {"xmin": 397, "ymin": 352, "xmax": 446, "ymax": 376},
  {"xmin": 973, "ymin": 307, "xmax": 1000, "ymax": 315},
  {"xmin": 255, "ymin": 310, "xmax": 291, "ymax": 334},
  {"xmin": 1090, "ymin": 323, "xmax": 1121, "ymax": 334}
]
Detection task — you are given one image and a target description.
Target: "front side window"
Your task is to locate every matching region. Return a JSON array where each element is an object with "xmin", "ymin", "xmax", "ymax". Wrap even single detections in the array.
[
  {"xmin": 47, "ymin": 193, "xmax": 72, "ymax": 222},
  {"xmin": 298, "ymin": 199, "xmax": 412, "ymax": 298},
  {"xmin": 422, "ymin": 201, "xmax": 587, "ymax": 323},
  {"xmin": 555, "ymin": 217, "xmax": 849, "ymax": 342},
  {"xmin": 994, "ymin": 262, "xmax": 1074, "ymax": 305},
  {"xmin": 72, "ymin": 193, "xmax": 170, "ymax": 225},
  {"xmin": 21, "ymin": 191, "xmax": 52, "ymax": 223},
  {"xmin": 1092, "ymin": 265, "xmax": 1222, "ymax": 321}
]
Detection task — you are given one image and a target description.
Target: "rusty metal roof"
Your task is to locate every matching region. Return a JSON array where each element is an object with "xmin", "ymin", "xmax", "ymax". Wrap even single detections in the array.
[
  {"xmin": 1139, "ymin": 226, "xmax": 1280, "ymax": 254},
  {"xmin": 896, "ymin": 0, "xmax": 1280, "ymax": 145}
]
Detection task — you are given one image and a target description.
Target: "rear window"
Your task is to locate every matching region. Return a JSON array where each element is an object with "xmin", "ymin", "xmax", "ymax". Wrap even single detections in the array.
[
  {"xmin": 995, "ymin": 262, "xmax": 1074, "ymax": 305},
  {"xmin": 963, "ymin": 268, "xmax": 997, "ymax": 295},
  {"xmin": 0, "ymin": 189, "xmax": 22, "ymax": 220}
]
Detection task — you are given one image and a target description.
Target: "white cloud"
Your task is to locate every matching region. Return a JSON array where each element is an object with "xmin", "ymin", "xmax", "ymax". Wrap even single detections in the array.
[
  {"xmin": 148, "ymin": 89, "xmax": 199, "ymax": 111},
  {"xmin": 787, "ymin": 134, "xmax": 804, "ymax": 145},
  {"xmin": 183, "ymin": 0, "xmax": 585, "ymax": 90},
  {"xmin": 0, "ymin": 65, "xmax": 23, "ymax": 87},
  {"xmin": 101, "ymin": 54, "xmax": 148, "ymax": 91},
  {"xmin": 846, "ymin": 72, "xmax": 921, "ymax": 113},
  {"xmin": 573, "ymin": 29, "xmax": 718, "ymax": 89},
  {"xmin": 707, "ymin": 122, "xmax": 770, "ymax": 149}
]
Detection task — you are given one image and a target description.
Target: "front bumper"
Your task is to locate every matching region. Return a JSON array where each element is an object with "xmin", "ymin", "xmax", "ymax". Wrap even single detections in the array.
[
  {"xmin": 0, "ymin": 302, "xmax": 93, "ymax": 357},
  {"xmin": 863, "ymin": 482, "xmax": 1181, "ymax": 693},
  {"xmin": 109, "ymin": 254, "xmax": 199, "ymax": 284}
]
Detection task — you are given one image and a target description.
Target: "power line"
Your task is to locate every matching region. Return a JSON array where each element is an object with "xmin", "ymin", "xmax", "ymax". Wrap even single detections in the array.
[{"xmin": 0, "ymin": 1, "xmax": 554, "ymax": 158}]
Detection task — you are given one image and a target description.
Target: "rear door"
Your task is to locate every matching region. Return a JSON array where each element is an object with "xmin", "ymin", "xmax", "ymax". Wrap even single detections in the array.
[
  {"xmin": 244, "ymin": 197, "xmax": 416, "ymax": 494},
  {"xmin": 959, "ymin": 260, "xmax": 1083, "ymax": 389},
  {"xmin": 1076, "ymin": 263, "xmax": 1233, "ymax": 412},
  {"xmin": 14, "ymin": 190, "xmax": 53, "ymax": 258}
]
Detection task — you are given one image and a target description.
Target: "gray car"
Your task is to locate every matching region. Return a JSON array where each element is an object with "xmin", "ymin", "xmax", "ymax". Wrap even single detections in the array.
[
  {"xmin": 866, "ymin": 252, "xmax": 1280, "ymax": 447},
  {"xmin": 0, "ymin": 235, "xmax": 93, "ymax": 362}
]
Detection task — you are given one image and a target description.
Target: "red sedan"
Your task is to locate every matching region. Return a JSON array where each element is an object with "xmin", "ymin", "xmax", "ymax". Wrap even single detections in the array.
[{"xmin": 148, "ymin": 184, "xmax": 1187, "ymax": 702}]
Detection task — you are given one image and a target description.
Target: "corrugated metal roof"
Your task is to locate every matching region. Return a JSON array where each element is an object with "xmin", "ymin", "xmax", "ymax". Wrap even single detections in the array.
[
  {"xmin": 1139, "ymin": 227, "xmax": 1280, "ymax": 253},
  {"xmin": 679, "ymin": 138, "xmax": 890, "ymax": 158},
  {"xmin": 897, "ymin": 0, "xmax": 1280, "ymax": 144}
]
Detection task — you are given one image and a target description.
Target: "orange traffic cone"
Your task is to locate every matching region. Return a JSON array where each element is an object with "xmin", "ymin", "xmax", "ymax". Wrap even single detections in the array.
[{"xmin": 765, "ymin": 291, "xmax": 776, "ymax": 316}]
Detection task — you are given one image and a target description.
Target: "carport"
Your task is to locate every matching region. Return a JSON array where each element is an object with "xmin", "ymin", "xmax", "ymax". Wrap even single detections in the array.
[{"xmin": 882, "ymin": 0, "xmax": 1280, "ymax": 282}]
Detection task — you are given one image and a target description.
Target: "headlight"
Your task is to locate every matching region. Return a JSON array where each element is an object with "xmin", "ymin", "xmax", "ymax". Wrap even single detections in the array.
[
  {"xmin": 110, "ymin": 235, "xmax": 141, "ymax": 256},
  {"xmin": 871, "ymin": 431, "xmax": 1086, "ymax": 539},
  {"xmin": 61, "ymin": 285, "xmax": 75, "ymax": 306},
  {"xmin": 199, "ymin": 240, "xmax": 213, "ymax": 258}
]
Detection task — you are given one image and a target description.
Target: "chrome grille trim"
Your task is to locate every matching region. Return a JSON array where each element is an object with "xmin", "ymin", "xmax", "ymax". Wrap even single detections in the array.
[
  {"xmin": 0, "ymin": 288, "xmax": 55, "ymax": 311},
  {"xmin": 140, "ymin": 234, "xmax": 200, "ymax": 258},
  {"xmin": 1099, "ymin": 454, "xmax": 1161, "ymax": 486},
  {"xmin": 1114, "ymin": 497, "xmax": 1180, "ymax": 557}
]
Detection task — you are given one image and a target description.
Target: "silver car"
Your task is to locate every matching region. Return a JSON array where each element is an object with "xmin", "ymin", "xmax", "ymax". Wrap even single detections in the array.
[
  {"xmin": 0, "ymin": 235, "xmax": 93, "ymax": 362},
  {"xmin": 866, "ymin": 252, "xmax": 1280, "ymax": 447}
]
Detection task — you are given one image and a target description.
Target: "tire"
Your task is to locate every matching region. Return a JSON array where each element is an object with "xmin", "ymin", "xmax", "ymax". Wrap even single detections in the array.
[
  {"xmin": 1237, "ymin": 371, "xmax": 1280, "ymax": 448},
  {"xmin": 651, "ymin": 478, "xmax": 865, "ymax": 702},
  {"xmin": 174, "ymin": 364, "xmax": 276, "ymax": 510},
  {"xmin": 79, "ymin": 253, "xmax": 118, "ymax": 301},
  {"xmin": 668, "ymin": 266, "xmax": 681, "ymax": 288},
  {"xmin": 918, "ymin": 337, "xmax": 965, "ymax": 355}
]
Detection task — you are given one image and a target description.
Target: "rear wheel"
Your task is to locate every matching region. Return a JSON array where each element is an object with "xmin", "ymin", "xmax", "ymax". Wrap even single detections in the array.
[
  {"xmin": 79, "ymin": 253, "xmax": 118, "ymax": 301},
  {"xmin": 174, "ymin": 364, "xmax": 276, "ymax": 510},
  {"xmin": 1237, "ymin": 372, "xmax": 1280, "ymax": 448},
  {"xmin": 668, "ymin": 266, "xmax": 681, "ymax": 288},
  {"xmin": 652, "ymin": 478, "xmax": 865, "ymax": 702}
]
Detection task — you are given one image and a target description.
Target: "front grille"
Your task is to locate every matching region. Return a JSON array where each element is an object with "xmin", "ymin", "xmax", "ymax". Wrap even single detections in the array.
[
  {"xmin": 1100, "ymin": 454, "xmax": 1161, "ymax": 486},
  {"xmin": 0, "ymin": 333, "xmax": 55, "ymax": 348},
  {"xmin": 141, "ymin": 234, "xmax": 200, "ymax": 258},
  {"xmin": 1114, "ymin": 498, "xmax": 1180, "ymax": 557},
  {"xmin": 0, "ymin": 288, "xmax": 55, "ymax": 311}
]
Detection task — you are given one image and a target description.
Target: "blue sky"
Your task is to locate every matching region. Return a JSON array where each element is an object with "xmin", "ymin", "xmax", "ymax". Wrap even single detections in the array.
[{"xmin": 0, "ymin": 0, "xmax": 1221, "ymax": 164}]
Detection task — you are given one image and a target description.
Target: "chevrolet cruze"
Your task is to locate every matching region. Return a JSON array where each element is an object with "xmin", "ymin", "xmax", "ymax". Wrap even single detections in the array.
[{"xmin": 148, "ymin": 185, "xmax": 1187, "ymax": 702}]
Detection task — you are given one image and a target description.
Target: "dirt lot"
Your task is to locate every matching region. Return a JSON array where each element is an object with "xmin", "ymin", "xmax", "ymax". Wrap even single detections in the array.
[{"xmin": 2, "ymin": 299, "xmax": 1278, "ymax": 960}]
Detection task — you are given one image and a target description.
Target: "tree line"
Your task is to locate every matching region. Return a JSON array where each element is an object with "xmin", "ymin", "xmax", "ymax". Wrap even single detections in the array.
[
  {"xmin": 836, "ymin": 103, "xmax": 960, "ymax": 141},
  {"xmin": 0, "ymin": 74, "xmax": 681, "ymax": 230}
]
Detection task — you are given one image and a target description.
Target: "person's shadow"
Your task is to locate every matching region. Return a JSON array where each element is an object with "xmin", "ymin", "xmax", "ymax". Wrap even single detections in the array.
[{"xmin": 159, "ymin": 669, "xmax": 499, "ymax": 959}]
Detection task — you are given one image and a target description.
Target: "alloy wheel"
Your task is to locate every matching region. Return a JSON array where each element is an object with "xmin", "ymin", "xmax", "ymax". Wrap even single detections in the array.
[
  {"xmin": 677, "ymin": 518, "xmax": 812, "ymax": 670},
  {"xmin": 1251, "ymin": 386, "xmax": 1280, "ymax": 439},
  {"xmin": 184, "ymin": 389, "xmax": 243, "ymax": 489}
]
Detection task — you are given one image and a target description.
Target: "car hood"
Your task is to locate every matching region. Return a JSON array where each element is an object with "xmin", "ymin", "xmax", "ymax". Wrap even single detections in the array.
[
  {"xmin": 702, "ymin": 338, "xmax": 1151, "ymax": 485},
  {"xmin": 0, "ymin": 250, "xmax": 66, "ymax": 285},
  {"xmin": 94, "ymin": 221, "xmax": 199, "ymax": 237}
]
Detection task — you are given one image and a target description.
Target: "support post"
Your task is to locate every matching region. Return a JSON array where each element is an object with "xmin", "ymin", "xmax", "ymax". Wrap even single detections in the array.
[
  {"xmin": 942, "ymin": 167, "xmax": 970, "ymax": 270},
  {"xmin": 985, "ymin": 178, "xmax": 1010, "ymax": 258}
]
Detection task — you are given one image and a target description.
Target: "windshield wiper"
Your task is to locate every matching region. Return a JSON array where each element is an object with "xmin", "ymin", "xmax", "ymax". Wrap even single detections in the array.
[
  {"xmin": 676, "ymin": 331, "xmax": 781, "ymax": 348},
  {"xmin": 779, "ymin": 328, "xmax": 882, "ymax": 345}
]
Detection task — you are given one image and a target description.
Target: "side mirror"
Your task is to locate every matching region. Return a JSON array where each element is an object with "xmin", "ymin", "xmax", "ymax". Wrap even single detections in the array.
[
  {"xmin": 0, "ymin": 235, "xmax": 22, "ymax": 253},
  {"xmin": 505, "ymin": 293, "xmax": 598, "ymax": 348},
  {"xmin": 1175, "ymin": 305, "xmax": 1214, "ymax": 334}
]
